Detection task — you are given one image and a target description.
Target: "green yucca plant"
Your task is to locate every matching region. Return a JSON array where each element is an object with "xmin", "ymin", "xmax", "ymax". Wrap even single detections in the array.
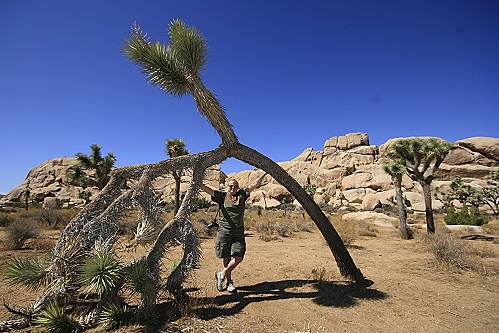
[
  {"xmin": 33, "ymin": 301, "xmax": 79, "ymax": 333},
  {"xmin": 78, "ymin": 251, "xmax": 124, "ymax": 296},
  {"xmin": 124, "ymin": 259, "xmax": 150, "ymax": 297},
  {"xmin": 99, "ymin": 302, "xmax": 134, "ymax": 330},
  {"xmin": 4, "ymin": 255, "xmax": 52, "ymax": 291}
]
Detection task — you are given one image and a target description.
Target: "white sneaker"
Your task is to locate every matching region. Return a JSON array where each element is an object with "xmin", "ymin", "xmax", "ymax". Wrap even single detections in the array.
[
  {"xmin": 226, "ymin": 280, "xmax": 237, "ymax": 293},
  {"xmin": 215, "ymin": 272, "xmax": 225, "ymax": 291}
]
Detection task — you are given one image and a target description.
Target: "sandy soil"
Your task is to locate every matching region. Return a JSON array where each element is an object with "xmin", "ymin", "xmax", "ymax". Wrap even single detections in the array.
[{"xmin": 1, "ymin": 222, "xmax": 498, "ymax": 333}]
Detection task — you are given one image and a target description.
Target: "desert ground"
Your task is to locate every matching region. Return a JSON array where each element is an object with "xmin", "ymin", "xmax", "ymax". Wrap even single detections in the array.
[{"xmin": 1, "ymin": 210, "xmax": 498, "ymax": 333}]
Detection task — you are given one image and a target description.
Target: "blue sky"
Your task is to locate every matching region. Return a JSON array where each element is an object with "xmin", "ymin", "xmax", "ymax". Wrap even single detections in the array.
[{"xmin": 1, "ymin": 0, "xmax": 498, "ymax": 194}]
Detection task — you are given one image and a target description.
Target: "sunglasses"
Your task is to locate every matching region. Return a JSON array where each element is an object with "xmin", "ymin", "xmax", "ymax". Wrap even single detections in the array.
[{"xmin": 228, "ymin": 185, "xmax": 238, "ymax": 188}]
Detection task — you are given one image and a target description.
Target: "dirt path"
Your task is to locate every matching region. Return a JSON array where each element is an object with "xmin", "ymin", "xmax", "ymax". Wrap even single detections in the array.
[
  {"xmin": 170, "ymin": 227, "xmax": 499, "ymax": 332},
  {"xmin": 1, "ymin": 226, "xmax": 498, "ymax": 333}
]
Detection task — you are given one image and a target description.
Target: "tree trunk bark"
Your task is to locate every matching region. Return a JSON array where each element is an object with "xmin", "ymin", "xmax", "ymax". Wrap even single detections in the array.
[
  {"xmin": 189, "ymin": 76, "xmax": 239, "ymax": 147},
  {"xmin": 394, "ymin": 176, "xmax": 410, "ymax": 239},
  {"xmin": 173, "ymin": 170, "xmax": 181, "ymax": 215},
  {"xmin": 421, "ymin": 180, "xmax": 435, "ymax": 233},
  {"xmin": 230, "ymin": 143, "xmax": 364, "ymax": 283}
]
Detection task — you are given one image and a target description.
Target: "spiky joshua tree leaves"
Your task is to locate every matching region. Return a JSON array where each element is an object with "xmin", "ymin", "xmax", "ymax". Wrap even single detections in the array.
[
  {"xmin": 1, "ymin": 19, "xmax": 363, "ymax": 331},
  {"xmin": 123, "ymin": 20, "xmax": 238, "ymax": 147}
]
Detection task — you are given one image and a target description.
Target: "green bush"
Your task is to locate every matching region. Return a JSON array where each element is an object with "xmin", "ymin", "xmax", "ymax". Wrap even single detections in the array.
[
  {"xmin": 190, "ymin": 197, "xmax": 212, "ymax": 212},
  {"xmin": 444, "ymin": 205, "xmax": 490, "ymax": 226}
]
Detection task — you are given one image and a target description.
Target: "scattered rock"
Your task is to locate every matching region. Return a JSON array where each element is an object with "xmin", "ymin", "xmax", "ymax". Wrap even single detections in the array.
[{"xmin": 342, "ymin": 211, "xmax": 398, "ymax": 228}]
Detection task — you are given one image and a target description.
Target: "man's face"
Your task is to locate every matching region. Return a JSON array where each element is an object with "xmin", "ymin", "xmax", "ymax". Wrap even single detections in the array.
[{"xmin": 228, "ymin": 181, "xmax": 239, "ymax": 196}]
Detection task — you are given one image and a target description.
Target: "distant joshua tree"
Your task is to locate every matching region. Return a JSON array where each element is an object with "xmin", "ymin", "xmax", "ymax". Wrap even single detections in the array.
[
  {"xmin": 165, "ymin": 138, "xmax": 190, "ymax": 214},
  {"xmin": 67, "ymin": 144, "xmax": 116, "ymax": 190},
  {"xmin": 384, "ymin": 138, "xmax": 452, "ymax": 233}
]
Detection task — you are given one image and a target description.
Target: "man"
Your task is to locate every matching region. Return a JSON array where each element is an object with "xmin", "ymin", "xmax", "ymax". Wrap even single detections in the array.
[{"xmin": 201, "ymin": 173, "xmax": 267, "ymax": 293}]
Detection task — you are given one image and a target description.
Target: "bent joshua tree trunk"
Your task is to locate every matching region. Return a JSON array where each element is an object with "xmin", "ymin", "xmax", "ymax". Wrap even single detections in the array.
[{"xmin": 229, "ymin": 143, "xmax": 363, "ymax": 281}]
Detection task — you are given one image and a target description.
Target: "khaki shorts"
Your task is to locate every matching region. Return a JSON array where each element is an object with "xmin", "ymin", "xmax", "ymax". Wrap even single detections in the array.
[{"xmin": 215, "ymin": 227, "xmax": 246, "ymax": 258}]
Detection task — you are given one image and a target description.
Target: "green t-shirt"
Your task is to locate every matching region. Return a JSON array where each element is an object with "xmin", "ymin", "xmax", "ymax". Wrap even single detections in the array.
[{"xmin": 212, "ymin": 188, "xmax": 250, "ymax": 230}]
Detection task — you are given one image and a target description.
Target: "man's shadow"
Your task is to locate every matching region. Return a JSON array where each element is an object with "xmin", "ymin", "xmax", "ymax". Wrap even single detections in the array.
[{"xmin": 189, "ymin": 278, "xmax": 385, "ymax": 320}]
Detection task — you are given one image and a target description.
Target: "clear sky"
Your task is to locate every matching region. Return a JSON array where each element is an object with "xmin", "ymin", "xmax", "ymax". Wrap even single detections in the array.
[{"xmin": 1, "ymin": 0, "xmax": 498, "ymax": 194}]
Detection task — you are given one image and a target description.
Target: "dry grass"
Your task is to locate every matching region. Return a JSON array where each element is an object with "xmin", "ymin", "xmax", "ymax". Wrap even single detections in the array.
[
  {"xmin": 422, "ymin": 232, "xmax": 477, "ymax": 271},
  {"xmin": 191, "ymin": 208, "xmax": 382, "ymax": 246}
]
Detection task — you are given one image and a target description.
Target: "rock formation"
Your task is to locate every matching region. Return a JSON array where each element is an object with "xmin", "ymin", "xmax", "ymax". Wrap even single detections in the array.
[{"xmin": 2, "ymin": 134, "xmax": 498, "ymax": 213}]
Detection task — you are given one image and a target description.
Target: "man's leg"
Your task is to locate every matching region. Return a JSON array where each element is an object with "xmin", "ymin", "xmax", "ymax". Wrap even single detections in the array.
[{"xmin": 222, "ymin": 256, "xmax": 243, "ymax": 281}]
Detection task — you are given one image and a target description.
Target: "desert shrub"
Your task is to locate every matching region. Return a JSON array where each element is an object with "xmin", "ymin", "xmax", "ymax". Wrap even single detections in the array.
[
  {"xmin": 4, "ymin": 217, "xmax": 39, "ymax": 249},
  {"xmin": 191, "ymin": 197, "xmax": 212, "ymax": 212},
  {"xmin": 274, "ymin": 222, "xmax": 293, "ymax": 237},
  {"xmin": 257, "ymin": 222, "xmax": 279, "ymax": 241},
  {"xmin": 256, "ymin": 220, "xmax": 300, "ymax": 240},
  {"xmin": 318, "ymin": 203, "xmax": 336, "ymax": 213},
  {"xmin": 330, "ymin": 218, "xmax": 378, "ymax": 246},
  {"xmin": 295, "ymin": 221, "xmax": 314, "ymax": 233},
  {"xmin": 423, "ymin": 233, "xmax": 472, "ymax": 270},
  {"xmin": 379, "ymin": 203, "xmax": 397, "ymax": 215},
  {"xmin": 336, "ymin": 225, "xmax": 356, "ymax": 246},
  {"xmin": 173, "ymin": 287, "xmax": 212, "ymax": 319},
  {"xmin": 60, "ymin": 209, "xmax": 78, "ymax": 223},
  {"xmin": 36, "ymin": 208, "xmax": 66, "ymax": 228},
  {"xmin": 0, "ymin": 212, "xmax": 14, "ymax": 227},
  {"xmin": 445, "ymin": 205, "xmax": 490, "ymax": 226},
  {"xmin": 279, "ymin": 202, "xmax": 296, "ymax": 215}
]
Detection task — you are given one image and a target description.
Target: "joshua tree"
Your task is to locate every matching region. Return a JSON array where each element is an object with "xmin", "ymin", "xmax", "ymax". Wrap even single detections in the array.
[
  {"xmin": 384, "ymin": 138, "xmax": 452, "ymax": 233},
  {"xmin": 382, "ymin": 159, "xmax": 411, "ymax": 239},
  {"xmin": 483, "ymin": 170, "xmax": 499, "ymax": 216},
  {"xmin": 24, "ymin": 188, "xmax": 30, "ymax": 211},
  {"xmin": 122, "ymin": 19, "xmax": 362, "ymax": 278},
  {"xmin": 67, "ymin": 144, "xmax": 117, "ymax": 190},
  {"xmin": 165, "ymin": 138, "xmax": 190, "ymax": 214},
  {"xmin": 1, "ymin": 19, "xmax": 363, "ymax": 330}
]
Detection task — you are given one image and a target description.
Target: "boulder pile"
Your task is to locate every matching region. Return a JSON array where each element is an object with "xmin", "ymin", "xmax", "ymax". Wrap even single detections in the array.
[{"xmin": 2, "ymin": 134, "xmax": 498, "ymax": 214}]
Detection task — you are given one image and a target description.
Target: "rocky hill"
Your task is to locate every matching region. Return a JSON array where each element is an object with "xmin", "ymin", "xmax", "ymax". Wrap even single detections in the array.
[{"xmin": 2, "ymin": 133, "xmax": 498, "ymax": 212}]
